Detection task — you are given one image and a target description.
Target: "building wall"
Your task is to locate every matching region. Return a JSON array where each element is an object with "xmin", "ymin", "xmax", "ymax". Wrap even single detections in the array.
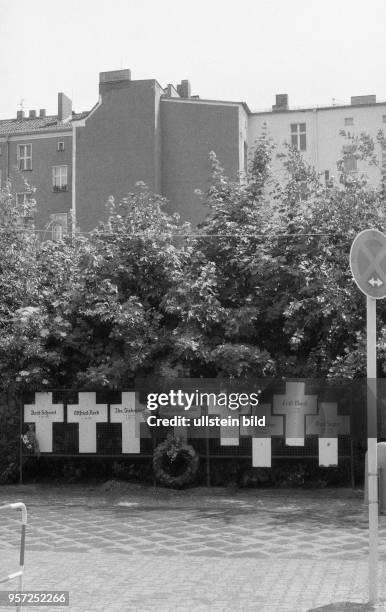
[
  {"xmin": 160, "ymin": 99, "xmax": 242, "ymax": 226},
  {"xmin": 75, "ymin": 78, "xmax": 163, "ymax": 232},
  {"xmin": 1, "ymin": 133, "xmax": 72, "ymax": 231},
  {"xmin": 5, "ymin": 73, "xmax": 386, "ymax": 236},
  {"xmin": 316, "ymin": 105, "xmax": 386, "ymax": 183},
  {"xmin": 248, "ymin": 103, "xmax": 386, "ymax": 184},
  {"xmin": 249, "ymin": 109, "xmax": 321, "ymax": 182},
  {"xmin": 239, "ymin": 106, "xmax": 248, "ymax": 174}
]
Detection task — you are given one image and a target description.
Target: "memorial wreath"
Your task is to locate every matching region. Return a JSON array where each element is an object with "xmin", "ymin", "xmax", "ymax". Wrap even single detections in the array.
[{"xmin": 153, "ymin": 434, "xmax": 199, "ymax": 488}]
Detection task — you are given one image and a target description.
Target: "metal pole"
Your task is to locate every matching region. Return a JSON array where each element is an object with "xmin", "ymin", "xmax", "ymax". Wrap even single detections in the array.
[
  {"xmin": 367, "ymin": 296, "xmax": 378, "ymax": 603},
  {"xmin": 19, "ymin": 397, "xmax": 23, "ymax": 484},
  {"xmin": 0, "ymin": 503, "xmax": 27, "ymax": 612},
  {"xmin": 350, "ymin": 439, "xmax": 355, "ymax": 490}
]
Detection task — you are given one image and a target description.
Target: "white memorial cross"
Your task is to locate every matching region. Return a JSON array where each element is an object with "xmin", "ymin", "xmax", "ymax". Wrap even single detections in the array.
[
  {"xmin": 240, "ymin": 403, "xmax": 284, "ymax": 467},
  {"xmin": 273, "ymin": 381, "xmax": 317, "ymax": 446},
  {"xmin": 207, "ymin": 398, "xmax": 249, "ymax": 446},
  {"xmin": 306, "ymin": 402, "xmax": 350, "ymax": 466},
  {"xmin": 110, "ymin": 392, "xmax": 146, "ymax": 453},
  {"xmin": 158, "ymin": 403, "xmax": 202, "ymax": 441},
  {"xmin": 67, "ymin": 393, "xmax": 108, "ymax": 453},
  {"xmin": 24, "ymin": 392, "xmax": 64, "ymax": 453}
]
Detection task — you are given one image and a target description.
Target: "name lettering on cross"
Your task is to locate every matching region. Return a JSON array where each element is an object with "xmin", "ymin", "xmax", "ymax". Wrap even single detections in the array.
[
  {"xmin": 306, "ymin": 402, "xmax": 350, "ymax": 436},
  {"xmin": 24, "ymin": 393, "xmax": 64, "ymax": 453},
  {"xmin": 67, "ymin": 393, "xmax": 108, "ymax": 453},
  {"xmin": 240, "ymin": 403, "xmax": 284, "ymax": 468},
  {"xmin": 306, "ymin": 402, "xmax": 350, "ymax": 466},
  {"xmin": 110, "ymin": 392, "xmax": 146, "ymax": 453},
  {"xmin": 273, "ymin": 382, "xmax": 317, "ymax": 446}
]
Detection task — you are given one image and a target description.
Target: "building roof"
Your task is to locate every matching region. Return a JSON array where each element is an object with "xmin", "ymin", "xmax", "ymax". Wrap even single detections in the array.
[
  {"xmin": 161, "ymin": 95, "xmax": 250, "ymax": 114},
  {"xmin": 0, "ymin": 112, "xmax": 89, "ymax": 136},
  {"xmin": 250, "ymin": 100, "xmax": 386, "ymax": 116}
]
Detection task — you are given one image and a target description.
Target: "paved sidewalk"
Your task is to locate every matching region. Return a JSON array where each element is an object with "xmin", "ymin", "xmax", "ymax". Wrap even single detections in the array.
[{"xmin": 0, "ymin": 485, "xmax": 385, "ymax": 611}]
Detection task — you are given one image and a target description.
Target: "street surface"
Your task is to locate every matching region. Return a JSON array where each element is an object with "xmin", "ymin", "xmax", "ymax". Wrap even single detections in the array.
[{"xmin": 0, "ymin": 484, "xmax": 385, "ymax": 611}]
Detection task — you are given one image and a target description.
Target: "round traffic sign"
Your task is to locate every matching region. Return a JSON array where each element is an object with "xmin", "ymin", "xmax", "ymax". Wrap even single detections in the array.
[{"xmin": 350, "ymin": 229, "xmax": 386, "ymax": 299}]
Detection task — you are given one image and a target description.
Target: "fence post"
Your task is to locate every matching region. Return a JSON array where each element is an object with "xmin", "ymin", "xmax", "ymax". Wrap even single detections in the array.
[{"xmin": 0, "ymin": 502, "xmax": 27, "ymax": 611}]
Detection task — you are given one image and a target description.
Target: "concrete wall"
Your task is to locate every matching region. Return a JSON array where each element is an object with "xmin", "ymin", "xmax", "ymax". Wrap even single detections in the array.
[
  {"xmin": 160, "ymin": 99, "xmax": 242, "ymax": 226},
  {"xmin": 75, "ymin": 78, "xmax": 163, "ymax": 231},
  {"xmin": 1, "ymin": 133, "xmax": 72, "ymax": 230}
]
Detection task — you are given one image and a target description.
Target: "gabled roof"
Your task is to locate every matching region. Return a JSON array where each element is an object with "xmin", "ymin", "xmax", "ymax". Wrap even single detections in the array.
[{"xmin": 0, "ymin": 112, "xmax": 89, "ymax": 136}]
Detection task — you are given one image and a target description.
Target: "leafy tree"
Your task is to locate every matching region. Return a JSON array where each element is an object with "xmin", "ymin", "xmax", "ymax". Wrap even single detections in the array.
[
  {"xmin": 0, "ymin": 183, "xmax": 44, "ymax": 392},
  {"xmin": 271, "ymin": 140, "xmax": 386, "ymax": 378},
  {"xmin": 166, "ymin": 133, "xmax": 386, "ymax": 379},
  {"xmin": 0, "ymin": 183, "xmax": 44, "ymax": 480},
  {"xmin": 32, "ymin": 183, "xmax": 189, "ymax": 388},
  {"xmin": 165, "ymin": 140, "xmax": 276, "ymax": 378}
]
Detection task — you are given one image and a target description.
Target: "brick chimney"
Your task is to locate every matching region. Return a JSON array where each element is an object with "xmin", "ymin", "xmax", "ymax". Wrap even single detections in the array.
[
  {"xmin": 29, "ymin": 110, "xmax": 36, "ymax": 119},
  {"xmin": 99, "ymin": 69, "xmax": 132, "ymax": 94},
  {"xmin": 272, "ymin": 94, "xmax": 289, "ymax": 112},
  {"xmin": 39, "ymin": 109, "xmax": 46, "ymax": 118},
  {"xmin": 351, "ymin": 94, "xmax": 376, "ymax": 106},
  {"xmin": 164, "ymin": 84, "xmax": 180, "ymax": 98},
  {"xmin": 16, "ymin": 110, "xmax": 25, "ymax": 120},
  {"xmin": 58, "ymin": 92, "xmax": 72, "ymax": 121},
  {"xmin": 177, "ymin": 80, "xmax": 191, "ymax": 98}
]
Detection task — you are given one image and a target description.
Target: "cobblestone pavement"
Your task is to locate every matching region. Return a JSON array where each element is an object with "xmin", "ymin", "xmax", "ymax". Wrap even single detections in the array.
[{"xmin": 0, "ymin": 485, "xmax": 386, "ymax": 611}]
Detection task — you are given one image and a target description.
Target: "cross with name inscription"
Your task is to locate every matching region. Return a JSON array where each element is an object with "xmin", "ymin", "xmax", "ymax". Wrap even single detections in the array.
[
  {"xmin": 208, "ymin": 398, "xmax": 250, "ymax": 446},
  {"xmin": 240, "ymin": 403, "xmax": 284, "ymax": 467},
  {"xmin": 273, "ymin": 381, "xmax": 317, "ymax": 446},
  {"xmin": 67, "ymin": 393, "xmax": 108, "ymax": 453},
  {"xmin": 24, "ymin": 392, "xmax": 64, "ymax": 453},
  {"xmin": 110, "ymin": 392, "xmax": 147, "ymax": 453},
  {"xmin": 306, "ymin": 402, "xmax": 350, "ymax": 466}
]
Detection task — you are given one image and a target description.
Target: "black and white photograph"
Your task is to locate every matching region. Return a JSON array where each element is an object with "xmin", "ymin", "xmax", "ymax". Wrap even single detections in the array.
[{"xmin": 0, "ymin": 1, "xmax": 386, "ymax": 610}]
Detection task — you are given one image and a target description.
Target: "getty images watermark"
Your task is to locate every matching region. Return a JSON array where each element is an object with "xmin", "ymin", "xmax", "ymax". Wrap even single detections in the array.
[{"xmin": 145, "ymin": 389, "xmax": 266, "ymax": 428}]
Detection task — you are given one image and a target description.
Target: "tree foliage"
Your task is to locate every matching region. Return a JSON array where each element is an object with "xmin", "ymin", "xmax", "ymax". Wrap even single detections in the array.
[{"xmin": 0, "ymin": 135, "xmax": 385, "ymax": 396}]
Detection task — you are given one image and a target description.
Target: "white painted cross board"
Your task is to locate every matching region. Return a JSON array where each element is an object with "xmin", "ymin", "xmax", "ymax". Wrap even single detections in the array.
[
  {"xmin": 110, "ymin": 392, "xmax": 144, "ymax": 453},
  {"xmin": 67, "ymin": 393, "xmax": 108, "ymax": 453},
  {"xmin": 24, "ymin": 392, "xmax": 64, "ymax": 452}
]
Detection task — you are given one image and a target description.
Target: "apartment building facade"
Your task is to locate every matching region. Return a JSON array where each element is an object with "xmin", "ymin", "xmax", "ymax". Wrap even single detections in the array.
[
  {"xmin": 248, "ymin": 93, "xmax": 386, "ymax": 185},
  {"xmin": 0, "ymin": 69, "xmax": 385, "ymax": 238},
  {"xmin": 0, "ymin": 69, "xmax": 248, "ymax": 237},
  {"xmin": 0, "ymin": 93, "xmax": 78, "ymax": 237}
]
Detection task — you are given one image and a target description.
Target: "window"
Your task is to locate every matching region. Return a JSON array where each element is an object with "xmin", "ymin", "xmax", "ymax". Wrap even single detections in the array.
[
  {"xmin": 243, "ymin": 141, "xmax": 248, "ymax": 174},
  {"xmin": 50, "ymin": 213, "xmax": 68, "ymax": 241},
  {"xmin": 324, "ymin": 170, "xmax": 330, "ymax": 182},
  {"xmin": 343, "ymin": 156, "xmax": 357, "ymax": 173},
  {"xmin": 16, "ymin": 192, "xmax": 31, "ymax": 206},
  {"xmin": 57, "ymin": 141, "xmax": 65, "ymax": 152},
  {"xmin": 290, "ymin": 123, "xmax": 306, "ymax": 150},
  {"xmin": 16, "ymin": 192, "xmax": 34, "ymax": 227},
  {"xmin": 52, "ymin": 165, "xmax": 68, "ymax": 192},
  {"xmin": 344, "ymin": 117, "xmax": 354, "ymax": 126},
  {"xmin": 18, "ymin": 144, "xmax": 32, "ymax": 171},
  {"xmin": 342, "ymin": 145, "xmax": 357, "ymax": 173}
]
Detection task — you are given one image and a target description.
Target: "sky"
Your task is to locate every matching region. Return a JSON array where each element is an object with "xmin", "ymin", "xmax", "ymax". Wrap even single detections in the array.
[{"xmin": 1, "ymin": 0, "xmax": 386, "ymax": 118}]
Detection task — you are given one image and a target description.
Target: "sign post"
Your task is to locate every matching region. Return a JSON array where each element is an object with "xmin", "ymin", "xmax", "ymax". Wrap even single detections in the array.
[{"xmin": 350, "ymin": 229, "xmax": 386, "ymax": 604}]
